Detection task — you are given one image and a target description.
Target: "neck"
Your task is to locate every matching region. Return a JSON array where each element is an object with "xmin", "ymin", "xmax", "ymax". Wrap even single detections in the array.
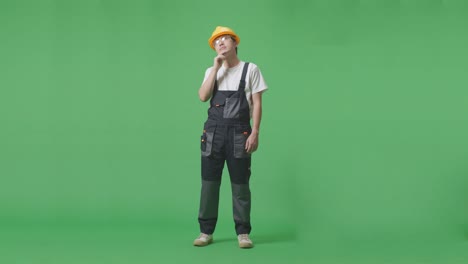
[{"xmin": 223, "ymin": 54, "xmax": 240, "ymax": 68}]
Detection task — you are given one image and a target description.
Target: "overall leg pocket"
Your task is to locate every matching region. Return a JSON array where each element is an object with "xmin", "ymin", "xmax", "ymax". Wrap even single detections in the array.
[
  {"xmin": 233, "ymin": 126, "xmax": 252, "ymax": 159},
  {"xmin": 201, "ymin": 123, "xmax": 216, "ymax": 157}
]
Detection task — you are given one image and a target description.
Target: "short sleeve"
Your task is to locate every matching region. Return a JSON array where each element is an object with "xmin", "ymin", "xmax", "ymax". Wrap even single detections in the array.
[
  {"xmin": 203, "ymin": 67, "xmax": 213, "ymax": 82},
  {"xmin": 250, "ymin": 65, "xmax": 268, "ymax": 94}
]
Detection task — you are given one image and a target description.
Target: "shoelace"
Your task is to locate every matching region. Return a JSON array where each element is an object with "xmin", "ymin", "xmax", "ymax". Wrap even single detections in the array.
[
  {"xmin": 239, "ymin": 234, "xmax": 250, "ymax": 242},
  {"xmin": 198, "ymin": 234, "xmax": 209, "ymax": 240}
]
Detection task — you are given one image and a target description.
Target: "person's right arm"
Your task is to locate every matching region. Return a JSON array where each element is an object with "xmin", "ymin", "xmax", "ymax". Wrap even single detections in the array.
[{"xmin": 198, "ymin": 55, "xmax": 225, "ymax": 102}]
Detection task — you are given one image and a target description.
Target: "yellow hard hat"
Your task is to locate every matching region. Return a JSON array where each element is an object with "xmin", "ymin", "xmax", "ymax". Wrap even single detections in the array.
[{"xmin": 208, "ymin": 26, "xmax": 240, "ymax": 50}]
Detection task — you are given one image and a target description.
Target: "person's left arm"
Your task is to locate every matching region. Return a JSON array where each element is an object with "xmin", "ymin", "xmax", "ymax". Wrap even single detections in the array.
[{"xmin": 245, "ymin": 92, "xmax": 262, "ymax": 154}]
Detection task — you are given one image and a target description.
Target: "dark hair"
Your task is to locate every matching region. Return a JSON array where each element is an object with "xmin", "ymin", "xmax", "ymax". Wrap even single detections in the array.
[{"xmin": 230, "ymin": 36, "xmax": 238, "ymax": 54}]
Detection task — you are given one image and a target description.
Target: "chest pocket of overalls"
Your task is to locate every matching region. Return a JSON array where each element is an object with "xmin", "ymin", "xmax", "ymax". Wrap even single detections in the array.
[
  {"xmin": 201, "ymin": 122, "xmax": 216, "ymax": 157},
  {"xmin": 223, "ymin": 95, "xmax": 240, "ymax": 119}
]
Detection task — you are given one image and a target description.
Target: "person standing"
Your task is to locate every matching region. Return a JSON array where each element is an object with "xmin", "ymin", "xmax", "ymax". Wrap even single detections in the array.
[{"xmin": 194, "ymin": 26, "xmax": 268, "ymax": 249}]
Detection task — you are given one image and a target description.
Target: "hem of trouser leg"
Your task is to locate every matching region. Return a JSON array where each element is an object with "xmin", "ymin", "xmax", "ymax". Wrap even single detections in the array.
[
  {"xmin": 235, "ymin": 228, "xmax": 251, "ymax": 235},
  {"xmin": 199, "ymin": 217, "xmax": 217, "ymax": 235},
  {"xmin": 235, "ymin": 221, "xmax": 251, "ymax": 235}
]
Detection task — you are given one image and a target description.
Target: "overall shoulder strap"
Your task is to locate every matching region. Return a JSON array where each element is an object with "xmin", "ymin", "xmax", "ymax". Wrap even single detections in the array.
[
  {"xmin": 209, "ymin": 77, "xmax": 219, "ymax": 105},
  {"xmin": 238, "ymin": 62, "xmax": 250, "ymax": 91}
]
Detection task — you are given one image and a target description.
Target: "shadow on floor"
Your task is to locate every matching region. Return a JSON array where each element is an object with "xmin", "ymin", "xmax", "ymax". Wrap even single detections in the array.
[
  {"xmin": 213, "ymin": 237, "xmax": 237, "ymax": 244},
  {"xmin": 213, "ymin": 231, "xmax": 297, "ymax": 245},
  {"xmin": 253, "ymin": 231, "xmax": 297, "ymax": 245}
]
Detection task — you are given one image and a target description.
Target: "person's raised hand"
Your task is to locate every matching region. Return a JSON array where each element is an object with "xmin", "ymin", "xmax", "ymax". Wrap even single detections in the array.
[{"xmin": 213, "ymin": 54, "xmax": 226, "ymax": 71}]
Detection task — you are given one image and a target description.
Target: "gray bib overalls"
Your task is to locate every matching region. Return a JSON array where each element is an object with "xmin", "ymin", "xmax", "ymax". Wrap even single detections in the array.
[{"xmin": 198, "ymin": 62, "xmax": 253, "ymax": 235}]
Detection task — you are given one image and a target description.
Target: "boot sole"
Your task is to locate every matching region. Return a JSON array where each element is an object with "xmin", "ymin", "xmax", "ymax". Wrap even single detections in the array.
[
  {"xmin": 239, "ymin": 242, "xmax": 253, "ymax": 248},
  {"xmin": 193, "ymin": 239, "xmax": 213, "ymax": 247}
]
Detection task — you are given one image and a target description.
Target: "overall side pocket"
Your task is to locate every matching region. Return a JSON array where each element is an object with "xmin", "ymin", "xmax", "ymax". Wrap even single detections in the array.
[
  {"xmin": 201, "ymin": 122, "xmax": 216, "ymax": 157},
  {"xmin": 233, "ymin": 125, "xmax": 252, "ymax": 159}
]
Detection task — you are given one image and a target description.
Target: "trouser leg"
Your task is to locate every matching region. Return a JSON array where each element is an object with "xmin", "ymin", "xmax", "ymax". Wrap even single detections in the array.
[
  {"xmin": 226, "ymin": 154, "xmax": 252, "ymax": 235},
  {"xmin": 198, "ymin": 179, "xmax": 221, "ymax": 234},
  {"xmin": 231, "ymin": 182, "xmax": 252, "ymax": 234},
  {"xmin": 198, "ymin": 154, "xmax": 225, "ymax": 234}
]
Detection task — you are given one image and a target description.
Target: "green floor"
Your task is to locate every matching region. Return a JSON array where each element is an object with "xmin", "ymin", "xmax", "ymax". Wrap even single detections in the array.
[{"xmin": 1, "ymin": 222, "xmax": 467, "ymax": 264}]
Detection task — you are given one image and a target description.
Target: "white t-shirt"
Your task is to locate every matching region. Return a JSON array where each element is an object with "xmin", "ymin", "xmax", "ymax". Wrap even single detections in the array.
[{"xmin": 203, "ymin": 61, "xmax": 268, "ymax": 117}]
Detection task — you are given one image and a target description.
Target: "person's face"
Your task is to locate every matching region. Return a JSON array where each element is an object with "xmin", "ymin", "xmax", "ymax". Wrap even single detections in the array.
[{"xmin": 213, "ymin": 34, "xmax": 237, "ymax": 55}]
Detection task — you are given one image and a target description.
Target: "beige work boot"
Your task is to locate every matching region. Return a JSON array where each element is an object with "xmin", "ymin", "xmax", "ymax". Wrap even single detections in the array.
[
  {"xmin": 237, "ymin": 234, "xmax": 253, "ymax": 248},
  {"xmin": 193, "ymin": 233, "xmax": 213, "ymax": 247}
]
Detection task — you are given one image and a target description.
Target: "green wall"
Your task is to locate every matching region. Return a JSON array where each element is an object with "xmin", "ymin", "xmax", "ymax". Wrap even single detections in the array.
[{"xmin": 1, "ymin": 0, "xmax": 467, "ymax": 263}]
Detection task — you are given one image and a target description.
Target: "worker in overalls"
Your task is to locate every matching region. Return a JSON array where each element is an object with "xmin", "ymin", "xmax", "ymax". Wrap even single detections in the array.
[{"xmin": 194, "ymin": 26, "xmax": 268, "ymax": 249}]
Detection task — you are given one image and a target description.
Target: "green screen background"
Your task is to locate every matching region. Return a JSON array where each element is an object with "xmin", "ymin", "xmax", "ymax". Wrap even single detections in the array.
[{"xmin": 1, "ymin": 0, "xmax": 467, "ymax": 263}]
